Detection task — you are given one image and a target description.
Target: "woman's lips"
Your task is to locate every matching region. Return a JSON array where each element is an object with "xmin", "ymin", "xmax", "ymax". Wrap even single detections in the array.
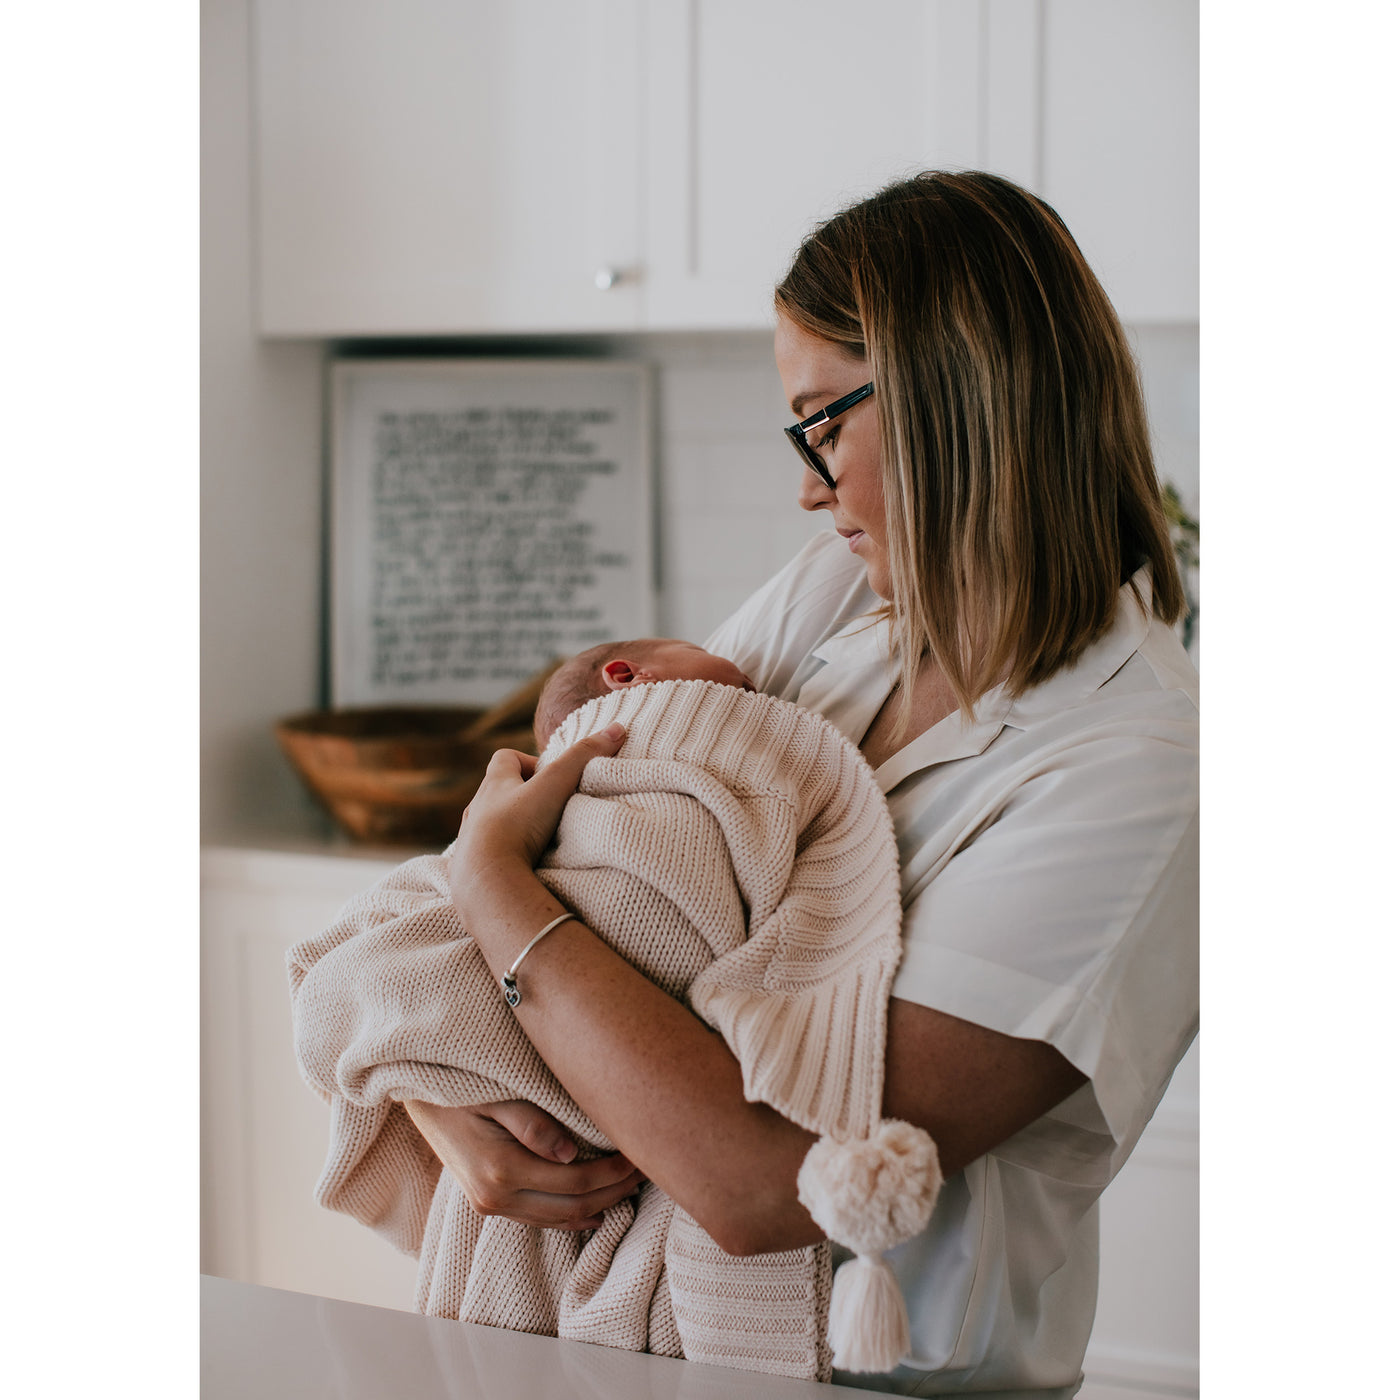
[{"xmin": 841, "ymin": 529, "xmax": 866, "ymax": 552}]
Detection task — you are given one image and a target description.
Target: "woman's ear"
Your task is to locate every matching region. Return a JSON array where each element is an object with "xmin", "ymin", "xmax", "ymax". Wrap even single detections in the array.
[{"xmin": 601, "ymin": 658, "xmax": 641, "ymax": 689}]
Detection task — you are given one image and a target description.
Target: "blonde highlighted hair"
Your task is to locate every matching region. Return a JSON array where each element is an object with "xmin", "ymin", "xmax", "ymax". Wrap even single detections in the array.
[{"xmin": 775, "ymin": 170, "xmax": 1184, "ymax": 717}]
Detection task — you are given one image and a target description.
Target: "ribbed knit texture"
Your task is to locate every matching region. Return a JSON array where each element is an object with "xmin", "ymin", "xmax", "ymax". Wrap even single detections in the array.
[{"xmin": 288, "ymin": 680, "xmax": 902, "ymax": 1380}]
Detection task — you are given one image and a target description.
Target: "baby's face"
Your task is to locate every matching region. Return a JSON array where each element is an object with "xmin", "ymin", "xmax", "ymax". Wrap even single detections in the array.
[{"xmin": 634, "ymin": 641, "xmax": 755, "ymax": 691}]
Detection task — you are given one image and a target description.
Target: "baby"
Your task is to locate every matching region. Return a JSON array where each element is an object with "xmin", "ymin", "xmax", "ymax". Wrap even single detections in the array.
[
  {"xmin": 533, "ymin": 637, "xmax": 755, "ymax": 751},
  {"xmin": 290, "ymin": 634, "xmax": 932, "ymax": 1379}
]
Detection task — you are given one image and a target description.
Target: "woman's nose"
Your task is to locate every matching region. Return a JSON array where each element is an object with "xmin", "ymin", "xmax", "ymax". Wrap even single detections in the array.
[{"xmin": 798, "ymin": 466, "xmax": 832, "ymax": 512}]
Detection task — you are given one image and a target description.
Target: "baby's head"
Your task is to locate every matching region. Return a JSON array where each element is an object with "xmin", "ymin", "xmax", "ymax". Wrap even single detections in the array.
[{"xmin": 534, "ymin": 638, "xmax": 755, "ymax": 750}]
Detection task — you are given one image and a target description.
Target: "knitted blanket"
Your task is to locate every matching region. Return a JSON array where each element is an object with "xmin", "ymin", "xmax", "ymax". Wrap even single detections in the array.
[{"xmin": 288, "ymin": 680, "xmax": 908, "ymax": 1380}]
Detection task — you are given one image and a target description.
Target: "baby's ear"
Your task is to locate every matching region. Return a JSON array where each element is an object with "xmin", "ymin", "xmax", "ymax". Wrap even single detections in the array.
[{"xmin": 601, "ymin": 658, "xmax": 642, "ymax": 689}]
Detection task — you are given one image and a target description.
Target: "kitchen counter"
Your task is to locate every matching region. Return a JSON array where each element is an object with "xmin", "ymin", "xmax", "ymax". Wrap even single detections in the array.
[{"xmin": 201, "ymin": 1275, "xmax": 890, "ymax": 1399}]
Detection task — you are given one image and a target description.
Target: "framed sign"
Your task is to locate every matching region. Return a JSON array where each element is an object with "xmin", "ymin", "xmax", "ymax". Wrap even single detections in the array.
[{"xmin": 331, "ymin": 359, "xmax": 654, "ymax": 707}]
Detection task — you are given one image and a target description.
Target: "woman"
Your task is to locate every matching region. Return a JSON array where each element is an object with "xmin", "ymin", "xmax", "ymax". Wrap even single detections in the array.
[{"xmin": 405, "ymin": 171, "xmax": 1198, "ymax": 1397}]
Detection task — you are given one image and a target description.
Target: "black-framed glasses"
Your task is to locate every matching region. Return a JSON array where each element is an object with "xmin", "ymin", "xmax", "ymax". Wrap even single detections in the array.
[{"xmin": 783, "ymin": 382, "xmax": 874, "ymax": 488}]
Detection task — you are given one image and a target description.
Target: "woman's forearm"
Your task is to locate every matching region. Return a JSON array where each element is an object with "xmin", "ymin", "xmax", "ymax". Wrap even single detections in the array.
[{"xmin": 463, "ymin": 866, "xmax": 824, "ymax": 1256}]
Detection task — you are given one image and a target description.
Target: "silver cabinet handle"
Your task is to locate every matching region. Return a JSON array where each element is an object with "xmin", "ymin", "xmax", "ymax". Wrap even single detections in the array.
[{"xmin": 594, "ymin": 266, "xmax": 622, "ymax": 291}]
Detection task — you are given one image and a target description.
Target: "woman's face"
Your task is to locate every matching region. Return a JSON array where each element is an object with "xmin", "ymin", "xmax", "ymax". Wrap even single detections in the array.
[{"xmin": 773, "ymin": 315, "xmax": 890, "ymax": 599}]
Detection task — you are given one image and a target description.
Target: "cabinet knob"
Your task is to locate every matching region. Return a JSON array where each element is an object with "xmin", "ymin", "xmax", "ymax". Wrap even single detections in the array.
[{"xmin": 594, "ymin": 266, "xmax": 622, "ymax": 291}]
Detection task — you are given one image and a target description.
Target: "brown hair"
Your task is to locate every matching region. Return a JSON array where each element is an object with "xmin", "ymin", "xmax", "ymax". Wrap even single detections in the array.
[
  {"xmin": 533, "ymin": 639, "xmax": 660, "ymax": 750},
  {"xmin": 775, "ymin": 170, "xmax": 1184, "ymax": 717}
]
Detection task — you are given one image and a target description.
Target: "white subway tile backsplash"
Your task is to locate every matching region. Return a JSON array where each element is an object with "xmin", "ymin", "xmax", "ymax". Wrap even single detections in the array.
[
  {"xmin": 677, "ymin": 515, "xmax": 814, "ymax": 598},
  {"xmin": 655, "ymin": 441, "xmax": 709, "ymax": 507},
  {"xmin": 706, "ymin": 440, "xmax": 807, "ymax": 513},
  {"xmin": 645, "ymin": 334, "xmax": 817, "ymax": 642},
  {"xmin": 658, "ymin": 363, "xmax": 787, "ymax": 441},
  {"xmin": 666, "ymin": 580, "xmax": 762, "ymax": 645},
  {"xmin": 682, "ymin": 443, "xmax": 797, "ymax": 516}
]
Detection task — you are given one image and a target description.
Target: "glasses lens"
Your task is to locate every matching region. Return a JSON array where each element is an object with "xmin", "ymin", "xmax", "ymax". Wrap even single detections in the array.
[{"xmin": 786, "ymin": 427, "xmax": 833, "ymax": 486}]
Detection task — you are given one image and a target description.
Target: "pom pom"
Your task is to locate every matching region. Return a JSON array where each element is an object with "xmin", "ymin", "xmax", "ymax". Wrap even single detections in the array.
[
  {"xmin": 828, "ymin": 1254, "xmax": 909, "ymax": 1372},
  {"xmin": 796, "ymin": 1119, "xmax": 942, "ymax": 1256}
]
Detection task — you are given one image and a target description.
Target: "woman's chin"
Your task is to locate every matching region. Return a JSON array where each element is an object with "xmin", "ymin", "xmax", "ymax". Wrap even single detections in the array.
[{"xmin": 864, "ymin": 564, "xmax": 893, "ymax": 600}]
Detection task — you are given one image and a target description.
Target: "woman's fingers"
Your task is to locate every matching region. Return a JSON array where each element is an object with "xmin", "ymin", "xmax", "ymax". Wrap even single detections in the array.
[
  {"xmin": 463, "ymin": 1140, "xmax": 646, "ymax": 1231},
  {"xmin": 404, "ymin": 1098, "xmax": 644, "ymax": 1231},
  {"xmin": 471, "ymin": 1131, "xmax": 640, "ymax": 1196},
  {"xmin": 467, "ymin": 748, "xmax": 531, "ymax": 809},
  {"xmin": 496, "ymin": 723, "xmax": 627, "ymax": 836},
  {"xmin": 453, "ymin": 724, "xmax": 628, "ymax": 879},
  {"xmin": 513, "ymin": 1168, "xmax": 649, "ymax": 1231},
  {"xmin": 529, "ymin": 723, "xmax": 626, "ymax": 804},
  {"xmin": 484, "ymin": 1098, "xmax": 580, "ymax": 1163},
  {"xmin": 517, "ymin": 724, "xmax": 627, "ymax": 854}
]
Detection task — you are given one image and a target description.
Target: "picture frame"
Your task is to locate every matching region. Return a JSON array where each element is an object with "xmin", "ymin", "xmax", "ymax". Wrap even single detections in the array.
[{"xmin": 330, "ymin": 358, "xmax": 654, "ymax": 707}]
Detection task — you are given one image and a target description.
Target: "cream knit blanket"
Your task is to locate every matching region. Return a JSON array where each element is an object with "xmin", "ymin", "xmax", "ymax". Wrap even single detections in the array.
[{"xmin": 289, "ymin": 680, "xmax": 905, "ymax": 1380}]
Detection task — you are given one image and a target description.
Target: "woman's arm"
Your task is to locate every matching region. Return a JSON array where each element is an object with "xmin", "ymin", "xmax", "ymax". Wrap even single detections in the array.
[{"xmin": 446, "ymin": 732, "xmax": 1086, "ymax": 1257}]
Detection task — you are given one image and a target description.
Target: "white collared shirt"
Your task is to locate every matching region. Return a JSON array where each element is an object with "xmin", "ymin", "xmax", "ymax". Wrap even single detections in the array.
[{"xmin": 705, "ymin": 531, "xmax": 1198, "ymax": 1396}]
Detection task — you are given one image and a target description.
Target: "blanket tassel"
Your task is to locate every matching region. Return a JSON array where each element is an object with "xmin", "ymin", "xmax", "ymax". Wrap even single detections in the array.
[
  {"xmin": 829, "ymin": 1251, "xmax": 910, "ymax": 1371},
  {"xmin": 796, "ymin": 1119, "xmax": 943, "ymax": 1374}
]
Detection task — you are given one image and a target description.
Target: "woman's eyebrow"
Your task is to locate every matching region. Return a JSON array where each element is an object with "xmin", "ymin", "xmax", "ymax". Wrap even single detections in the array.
[{"xmin": 789, "ymin": 391, "xmax": 827, "ymax": 416}]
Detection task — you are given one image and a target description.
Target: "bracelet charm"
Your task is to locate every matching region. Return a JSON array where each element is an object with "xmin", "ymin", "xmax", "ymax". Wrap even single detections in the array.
[{"xmin": 500, "ymin": 913, "xmax": 576, "ymax": 1007}]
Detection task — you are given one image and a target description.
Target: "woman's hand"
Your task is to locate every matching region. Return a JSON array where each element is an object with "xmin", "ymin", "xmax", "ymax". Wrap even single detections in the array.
[
  {"xmin": 403, "ymin": 1098, "xmax": 646, "ymax": 1231},
  {"xmin": 447, "ymin": 724, "xmax": 625, "ymax": 948}
]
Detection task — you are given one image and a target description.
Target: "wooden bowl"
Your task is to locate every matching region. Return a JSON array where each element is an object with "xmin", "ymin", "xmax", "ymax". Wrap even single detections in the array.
[{"xmin": 274, "ymin": 706, "xmax": 534, "ymax": 846}]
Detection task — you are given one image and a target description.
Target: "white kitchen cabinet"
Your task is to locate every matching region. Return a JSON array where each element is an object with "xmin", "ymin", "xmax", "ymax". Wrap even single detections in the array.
[
  {"xmin": 254, "ymin": 0, "xmax": 646, "ymax": 335},
  {"xmin": 254, "ymin": 0, "xmax": 977, "ymax": 336},
  {"xmin": 640, "ymin": 0, "xmax": 981, "ymax": 327},
  {"xmin": 202, "ymin": 844, "xmax": 420, "ymax": 1310},
  {"xmin": 254, "ymin": 0, "xmax": 1196, "ymax": 335},
  {"xmin": 643, "ymin": 0, "xmax": 1198, "ymax": 325},
  {"xmin": 202, "ymin": 842, "xmax": 1198, "ymax": 1394}
]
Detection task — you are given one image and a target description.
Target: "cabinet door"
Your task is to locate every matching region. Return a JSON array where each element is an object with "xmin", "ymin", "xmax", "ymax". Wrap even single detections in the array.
[
  {"xmin": 202, "ymin": 847, "xmax": 420, "ymax": 1310},
  {"xmin": 642, "ymin": 0, "xmax": 1196, "ymax": 330},
  {"xmin": 642, "ymin": 0, "xmax": 982, "ymax": 329},
  {"xmin": 1039, "ymin": 0, "xmax": 1199, "ymax": 321},
  {"xmin": 255, "ymin": 0, "xmax": 645, "ymax": 335}
]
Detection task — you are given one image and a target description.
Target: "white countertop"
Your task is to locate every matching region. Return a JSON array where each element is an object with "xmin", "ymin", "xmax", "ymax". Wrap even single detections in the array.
[{"xmin": 201, "ymin": 1276, "xmax": 891, "ymax": 1399}]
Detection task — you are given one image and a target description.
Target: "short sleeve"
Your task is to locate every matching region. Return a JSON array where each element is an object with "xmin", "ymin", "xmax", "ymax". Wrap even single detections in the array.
[{"xmin": 890, "ymin": 715, "xmax": 1199, "ymax": 1180}]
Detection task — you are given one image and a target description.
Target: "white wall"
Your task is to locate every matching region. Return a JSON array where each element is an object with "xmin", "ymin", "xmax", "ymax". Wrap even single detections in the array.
[{"xmin": 202, "ymin": 0, "xmax": 326, "ymax": 843}]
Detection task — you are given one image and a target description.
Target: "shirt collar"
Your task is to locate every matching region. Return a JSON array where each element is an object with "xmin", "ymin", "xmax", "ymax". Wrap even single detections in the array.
[
  {"xmin": 1000, "ymin": 565, "xmax": 1155, "ymax": 729},
  {"xmin": 804, "ymin": 612, "xmax": 1013, "ymax": 788},
  {"xmin": 809, "ymin": 610, "xmax": 888, "ymax": 668},
  {"xmin": 801, "ymin": 566, "xmax": 1156, "ymax": 790},
  {"xmin": 795, "ymin": 613, "xmax": 900, "ymax": 752},
  {"xmin": 870, "ymin": 682, "xmax": 1012, "ymax": 791}
]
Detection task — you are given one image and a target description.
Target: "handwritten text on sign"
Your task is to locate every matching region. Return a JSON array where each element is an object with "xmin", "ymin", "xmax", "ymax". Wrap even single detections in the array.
[{"xmin": 334, "ymin": 363, "xmax": 652, "ymax": 707}]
